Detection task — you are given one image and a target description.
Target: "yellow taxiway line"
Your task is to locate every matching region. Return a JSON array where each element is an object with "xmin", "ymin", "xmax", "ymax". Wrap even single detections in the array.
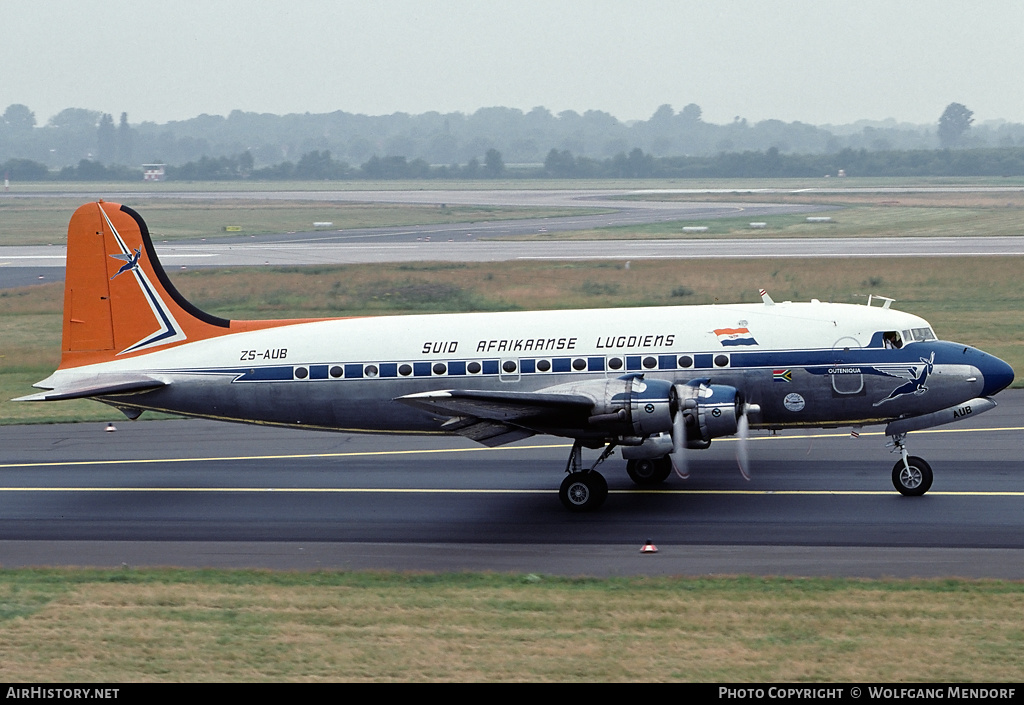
[
  {"xmin": 0, "ymin": 487, "xmax": 1022, "ymax": 497},
  {"xmin": 2, "ymin": 425, "xmax": 1022, "ymax": 471}
]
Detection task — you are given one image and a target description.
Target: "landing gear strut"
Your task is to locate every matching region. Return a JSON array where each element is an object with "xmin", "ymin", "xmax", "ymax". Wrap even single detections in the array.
[
  {"xmin": 559, "ymin": 441, "xmax": 613, "ymax": 511},
  {"xmin": 887, "ymin": 433, "xmax": 933, "ymax": 496}
]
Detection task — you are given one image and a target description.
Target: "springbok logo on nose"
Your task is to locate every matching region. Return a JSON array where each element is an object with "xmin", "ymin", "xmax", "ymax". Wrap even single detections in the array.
[{"xmin": 873, "ymin": 352, "xmax": 935, "ymax": 406}]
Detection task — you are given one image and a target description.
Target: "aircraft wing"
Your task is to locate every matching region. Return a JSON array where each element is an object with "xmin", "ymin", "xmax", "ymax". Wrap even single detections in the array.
[
  {"xmin": 396, "ymin": 389, "xmax": 595, "ymax": 446},
  {"xmin": 13, "ymin": 374, "xmax": 166, "ymax": 402}
]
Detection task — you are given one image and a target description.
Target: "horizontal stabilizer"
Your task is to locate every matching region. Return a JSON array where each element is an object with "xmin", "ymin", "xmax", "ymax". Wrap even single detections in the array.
[{"xmin": 13, "ymin": 374, "xmax": 166, "ymax": 402}]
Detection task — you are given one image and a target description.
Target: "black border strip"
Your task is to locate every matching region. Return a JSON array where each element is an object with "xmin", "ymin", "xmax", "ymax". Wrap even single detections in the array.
[{"xmin": 120, "ymin": 204, "xmax": 231, "ymax": 328}]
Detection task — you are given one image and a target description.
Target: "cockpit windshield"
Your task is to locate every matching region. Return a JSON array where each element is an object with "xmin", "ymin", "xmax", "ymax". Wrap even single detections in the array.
[{"xmin": 904, "ymin": 327, "xmax": 937, "ymax": 343}]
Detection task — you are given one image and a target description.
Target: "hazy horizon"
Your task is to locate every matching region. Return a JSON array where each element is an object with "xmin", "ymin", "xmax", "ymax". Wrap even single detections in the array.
[{"xmin": 6, "ymin": 1, "xmax": 1024, "ymax": 127}]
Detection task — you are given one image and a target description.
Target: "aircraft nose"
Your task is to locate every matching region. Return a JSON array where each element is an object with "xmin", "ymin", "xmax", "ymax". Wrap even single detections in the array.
[{"xmin": 979, "ymin": 352, "xmax": 1014, "ymax": 397}]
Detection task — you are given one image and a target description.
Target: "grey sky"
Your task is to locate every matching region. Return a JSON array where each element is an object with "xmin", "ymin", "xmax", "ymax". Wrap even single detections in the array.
[{"xmin": 6, "ymin": 0, "xmax": 1024, "ymax": 127}]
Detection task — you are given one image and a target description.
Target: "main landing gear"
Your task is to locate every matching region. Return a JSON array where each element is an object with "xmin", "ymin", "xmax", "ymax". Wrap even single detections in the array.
[
  {"xmin": 559, "ymin": 441, "xmax": 614, "ymax": 511},
  {"xmin": 625, "ymin": 456, "xmax": 672, "ymax": 486},
  {"xmin": 888, "ymin": 433, "xmax": 934, "ymax": 496}
]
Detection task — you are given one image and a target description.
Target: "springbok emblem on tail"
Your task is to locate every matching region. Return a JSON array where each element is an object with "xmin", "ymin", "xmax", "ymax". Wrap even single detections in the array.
[{"xmin": 109, "ymin": 247, "xmax": 142, "ymax": 279}]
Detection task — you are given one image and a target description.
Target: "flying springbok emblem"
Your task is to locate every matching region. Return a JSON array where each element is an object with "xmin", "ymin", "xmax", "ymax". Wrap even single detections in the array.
[
  {"xmin": 873, "ymin": 352, "xmax": 935, "ymax": 406},
  {"xmin": 109, "ymin": 247, "xmax": 142, "ymax": 279}
]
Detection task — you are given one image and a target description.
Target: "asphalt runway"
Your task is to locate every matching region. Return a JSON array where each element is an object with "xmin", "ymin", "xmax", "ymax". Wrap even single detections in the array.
[
  {"xmin": 5, "ymin": 187, "xmax": 1024, "ymax": 288},
  {"xmin": 1, "ymin": 390, "xmax": 1021, "ymax": 577},
  {"xmin": 1, "ymin": 188, "xmax": 825, "ymax": 287}
]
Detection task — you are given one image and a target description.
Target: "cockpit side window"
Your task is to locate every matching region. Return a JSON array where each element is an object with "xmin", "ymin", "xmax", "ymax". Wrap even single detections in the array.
[{"xmin": 882, "ymin": 331, "xmax": 904, "ymax": 349}]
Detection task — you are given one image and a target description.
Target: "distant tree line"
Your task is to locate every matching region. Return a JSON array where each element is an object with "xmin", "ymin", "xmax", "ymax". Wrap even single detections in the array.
[
  {"xmin": 8, "ymin": 144, "xmax": 1024, "ymax": 182},
  {"xmin": 4, "ymin": 101, "xmax": 1024, "ymax": 174}
]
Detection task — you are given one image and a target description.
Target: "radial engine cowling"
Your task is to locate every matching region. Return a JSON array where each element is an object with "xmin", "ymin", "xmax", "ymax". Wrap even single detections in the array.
[
  {"xmin": 541, "ymin": 376, "xmax": 744, "ymax": 446},
  {"xmin": 675, "ymin": 382, "xmax": 742, "ymax": 447}
]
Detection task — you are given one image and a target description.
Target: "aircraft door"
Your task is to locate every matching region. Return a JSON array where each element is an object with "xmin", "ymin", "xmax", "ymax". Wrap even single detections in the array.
[{"xmin": 831, "ymin": 336, "xmax": 864, "ymax": 395}]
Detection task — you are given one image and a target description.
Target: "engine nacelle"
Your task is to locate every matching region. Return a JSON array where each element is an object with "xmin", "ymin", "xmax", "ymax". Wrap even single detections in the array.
[
  {"xmin": 539, "ymin": 377, "xmax": 744, "ymax": 447},
  {"xmin": 676, "ymin": 382, "xmax": 742, "ymax": 447},
  {"xmin": 539, "ymin": 375, "xmax": 675, "ymax": 439}
]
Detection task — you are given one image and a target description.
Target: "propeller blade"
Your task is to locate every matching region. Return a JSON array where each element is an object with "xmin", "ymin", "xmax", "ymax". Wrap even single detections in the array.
[
  {"xmin": 669, "ymin": 407, "xmax": 689, "ymax": 479},
  {"xmin": 736, "ymin": 409, "xmax": 751, "ymax": 481}
]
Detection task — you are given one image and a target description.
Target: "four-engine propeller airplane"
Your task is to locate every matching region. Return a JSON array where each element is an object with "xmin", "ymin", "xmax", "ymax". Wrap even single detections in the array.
[{"xmin": 16, "ymin": 202, "xmax": 1015, "ymax": 510}]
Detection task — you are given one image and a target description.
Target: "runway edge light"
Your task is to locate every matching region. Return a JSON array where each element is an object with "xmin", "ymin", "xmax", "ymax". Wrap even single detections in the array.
[{"xmin": 640, "ymin": 540, "xmax": 658, "ymax": 554}]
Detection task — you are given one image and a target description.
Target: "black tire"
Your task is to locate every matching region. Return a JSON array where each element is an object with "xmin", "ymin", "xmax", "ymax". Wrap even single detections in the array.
[
  {"xmin": 589, "ymin": 471, "xmax": 608, "ymax": 505},
  {"xmin": 626, "ymin": 457, "xmax": 672, "ymax": 486},
  {"xmin": 559, "ymin": 471, "xmax": 608, "ymax": 511},
  {"xmin": 892, "ymin": 456, "xmax": 933, "ymax": 496}
]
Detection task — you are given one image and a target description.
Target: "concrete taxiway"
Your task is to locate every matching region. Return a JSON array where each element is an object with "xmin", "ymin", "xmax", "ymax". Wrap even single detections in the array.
[{"xmin": 1, "ymin": 391, "xmax": 1020, "ymax": 577}]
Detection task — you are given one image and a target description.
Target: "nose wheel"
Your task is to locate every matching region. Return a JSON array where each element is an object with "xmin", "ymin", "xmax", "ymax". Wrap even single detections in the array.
[
  {"xmin": 892, "ymin": 456, "xmax": 933, "ymax": 496},
  {"xmin": 888, "ymin": 433, "xmax": 933, "ymax": 496}
]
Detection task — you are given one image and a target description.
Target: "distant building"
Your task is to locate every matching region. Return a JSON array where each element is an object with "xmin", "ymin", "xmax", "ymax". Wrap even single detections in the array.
[{"xmin": 142, "ymin": 164, "xmax": 166, "ymax": 181}]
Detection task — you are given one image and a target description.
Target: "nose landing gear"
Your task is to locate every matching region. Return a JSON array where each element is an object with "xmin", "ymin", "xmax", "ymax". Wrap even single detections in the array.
[{"xmin": 888, "ymin": 433, "xmax": 934, "ymax": 496}]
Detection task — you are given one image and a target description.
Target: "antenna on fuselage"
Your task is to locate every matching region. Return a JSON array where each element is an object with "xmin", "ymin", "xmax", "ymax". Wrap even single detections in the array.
[
  {"xmin": 759, "ymin": 288, "xmax": 775, "ymax": 305},
  {"xmin": 866, "ymin": 294, "xmax": 896, "ymax": 309}
]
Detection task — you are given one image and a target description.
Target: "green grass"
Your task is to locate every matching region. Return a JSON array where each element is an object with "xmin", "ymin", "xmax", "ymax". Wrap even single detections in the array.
[
  {"xmin": 509, "ymin": 205, "xmax": 1024, "ymax": 240},
  {"xmin": 7, "ymin": 181, "xmax": 1024, "ymax": 246},
  {"xmin": 6, "ymin": 176, "xmax": 1024, "ymax": 193},
  {"xmin": 0, "ymin": 197, "xmax": 604, "ymax": 246},
  {"xmin": 0, "ymin": 569, "xmax": 1022, "ymax": 682}
]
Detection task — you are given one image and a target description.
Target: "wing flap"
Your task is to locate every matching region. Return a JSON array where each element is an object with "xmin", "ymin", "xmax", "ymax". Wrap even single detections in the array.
[
  {"xmin": 396, "ymin": 388, "xmax": 596, "ymax": 447},
  {"xmin": 440, "ymin": 417, "xmax": 537, "ymax": 447},
  {"xmin": 396, "ymin": 389, "xmax": 593, "ymax": 420}
]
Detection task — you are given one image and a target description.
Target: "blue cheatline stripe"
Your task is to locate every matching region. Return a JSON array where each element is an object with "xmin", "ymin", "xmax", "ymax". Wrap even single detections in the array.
[{"xmin": 164, "ymin": 342, "xmax": 957, "ymax": 385}]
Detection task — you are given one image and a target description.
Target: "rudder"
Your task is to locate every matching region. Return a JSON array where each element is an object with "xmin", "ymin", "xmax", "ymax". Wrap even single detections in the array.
[{"xmin": 59, "ymin": 201, "xmax": 231, "ymax": 368}]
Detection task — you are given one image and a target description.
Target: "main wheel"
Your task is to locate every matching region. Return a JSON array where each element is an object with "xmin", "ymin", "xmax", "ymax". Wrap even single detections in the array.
[
  {"xmin": 892, "ymin": 456, "xmax": 933, "ymax": 496},
  {"xmin": 626, "ymin": 457, "xmax": 672, "ymax": 486},
  {"xmin": 559, "ymin": 471, "xmax": 608, "ymax": 511}
]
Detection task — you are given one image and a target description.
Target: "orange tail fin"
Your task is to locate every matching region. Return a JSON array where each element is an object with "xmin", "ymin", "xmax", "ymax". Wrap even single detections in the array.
[{"xmin": 60, "ymin": 201, "xmax": 235, "ymax": 368}]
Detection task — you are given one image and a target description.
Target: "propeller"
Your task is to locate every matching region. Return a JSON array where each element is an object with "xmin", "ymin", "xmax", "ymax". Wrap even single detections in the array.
[
  {"xmin": 667, "ymin": 382, "xmax": 760, "ymax": 482},
  {"xmin": 669, "ymin": 399, "xmax": 689, "ymax": 479},
  {"xmin": 668, "ymin": 383, "xmax": 694, "ymax": 479},
  {"xmin": 735, "ymin": 402, "xmax": 760, "ymax": 481}
]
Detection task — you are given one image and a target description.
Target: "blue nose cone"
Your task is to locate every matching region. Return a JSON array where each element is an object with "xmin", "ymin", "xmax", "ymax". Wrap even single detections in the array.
[{"xmin": 979, "ymin": 353, "xmax": 1015, "ymax": 397}]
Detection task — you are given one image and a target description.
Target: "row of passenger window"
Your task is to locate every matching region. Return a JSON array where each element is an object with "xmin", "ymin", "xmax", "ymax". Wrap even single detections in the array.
[{"xmin": 289, "ymin": 354, "xmax": 732, "ymax": 380}]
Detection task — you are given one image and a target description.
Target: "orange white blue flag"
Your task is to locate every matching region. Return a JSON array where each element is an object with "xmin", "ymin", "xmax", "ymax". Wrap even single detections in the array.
[{"xmin": 714, "ymin": 327, "xmax": 758, "ymax": 346}]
